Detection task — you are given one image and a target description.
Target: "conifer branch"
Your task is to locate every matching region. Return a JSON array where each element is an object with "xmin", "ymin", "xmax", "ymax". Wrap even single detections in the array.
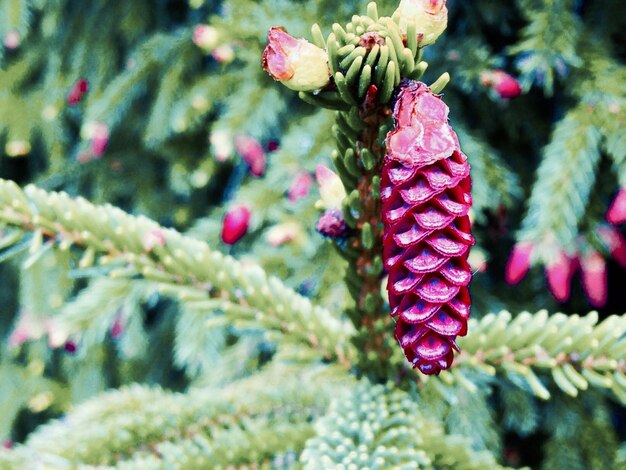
[
  {"xmin": 302, "ymin": 381, "xmax": 508, "ymax": 469},
  {"xmin": 0, "ymin": 179, "xmax": 356, "ymax": 365},
  {"xmin": 510, "ymin": 0, "xmax": 583, "ymax": 95},
  {"xmin": 455, "ymin": 310, "xmax": 626, "ymax": 402},
  {"xmin": 7, "ymin": 365, "xmax": 349, "ymax": 468},
  {"xmin": 517, "ymin": 105, "xmax": 602, "ymax": 260}
]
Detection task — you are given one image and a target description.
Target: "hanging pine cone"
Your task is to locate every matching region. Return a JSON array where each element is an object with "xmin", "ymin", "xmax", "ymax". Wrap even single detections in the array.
[{"xmin": 382, "ymin": 80, "xmax": 474, "ymax": 375}]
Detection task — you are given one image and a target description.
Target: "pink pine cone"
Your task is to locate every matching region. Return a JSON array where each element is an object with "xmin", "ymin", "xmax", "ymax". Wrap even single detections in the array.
[{"xmin": 382, "ymin": 81, "xmax": 474, "ymax": 375}]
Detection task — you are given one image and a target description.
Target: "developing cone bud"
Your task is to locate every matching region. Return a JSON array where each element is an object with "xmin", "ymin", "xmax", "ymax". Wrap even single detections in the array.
[
  {"xmin": 262, "ymin": 27, "xmax": 330, "ymax": 92},
  {"xmin": 480, "ymin": 70, "xmax": 522, "ymax": 99},
  {"xmin": 235, "ymin": 135, "xmax": 266, "ymax": 177},
  {"xmin": 221, "ymin": 205, "xmax": 251, "ymax": 245},
  {"xmin": 382, "ymin": 81, "xmax": 474, "ymax": 375},
  {"xmin": 82, "ymin": 121, "xmax": 110, "ymax": 158},
  {"xmin": 266, "ymin": 221, "xmax": 302, "ymax": 246},
  {"xmin": 210, "ymin": 129, "xmax": 234, "ymax": 162},
  {"xmin": 505, "ymin": 242, "xmax": 533, "ymax": 285},
  {"xmin": 607, "ymin": 187, "xmax": 626, "ymax": 225},
  {"xmin": 597, "ymin": 226, "xmax": 626, "ymax": 268},
  {"xmin": 67, "ymin": 79, "xmax": 89, "ymax": 105},
  {"xmin": 192, "ymin": 25, "xmax": 219, "ymax": 51},
  {"xmin": 212, "ymin": 44, "xmax": 235, "ymax": 63},
  {"xmin": 288, "ymin": 171, "xmax": 313, "ymax": 202},
  {"xmin": 395, "ymin": 0, "xmax": 448, "ymax": 46},
  {"xmin": 545, "ymin": 250, "xmax": 575, "ymax": 303},
  {"xmin": 316, "ymin": 207, "xmax": 347, "ymax": 239},
  {"xmin": 315, "ymin": 165, "xmax": 346, "ymax": 210},
  {"xmin": 580, "ymin": 250, "xmax": 607, "ymax": 308},
  {"xmin": 3, "ymin": 30, "xmax": 20, "ymax": 50}
]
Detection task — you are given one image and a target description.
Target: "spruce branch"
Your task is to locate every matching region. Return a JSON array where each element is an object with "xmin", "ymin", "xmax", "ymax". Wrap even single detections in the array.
[
  {"xmin": 0, "ymin": 179, "xmax": 356, "ymax": 365},
  {"xmin": 517, "ymin": 105, "xmax": 602, "ymax": 260},
  {"xmin": 301, "ymin": 380, "xmax": 508, "ymax": 469},
  {"xmin": 510, "ymin": 0, "xmax": 583, "ymax": 95},
  {"xmin": 8, "ymin": 365, "xmax": 349, "ymax": 468},
  {"xmin": 454, "ymin": 310, "xmax": 626, "ymax": 402}
]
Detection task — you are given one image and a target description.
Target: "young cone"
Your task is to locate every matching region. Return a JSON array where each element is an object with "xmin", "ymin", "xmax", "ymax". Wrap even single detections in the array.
[{"xmin": 382, "ymin": 81, "xmax": 474, "ymax": 375}]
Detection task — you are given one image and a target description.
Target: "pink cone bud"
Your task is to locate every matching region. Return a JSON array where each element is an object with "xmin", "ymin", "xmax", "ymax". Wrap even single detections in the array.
[
  {"xmin": 262, "ymin": 27, "xmax": 330, "ymax": 92},
  {"xmin": 3, "ymin": 30, "xmax": 20, "ymax": 50},
  {"xmin": 221, "ymin": 205, "xmax": 251, "ymax": 245},
  {"xmin": 67, "ymin": 79, "xmax": 89, "ymax": 105},
  {"xmin": 235, "ymin": 136, "xmax": 266, "ymax": 177},
  {"xmin": 210, "ymin": 130, "xmax": 234, "ymax": 162},
  {"xmin": 143, "ymin": 228, "xmax": 167, "ymax": 251},
  {"xmin": 395, "ymin": 0, "xmax": 448, "ymax": 46},
  {"xmin": 90, "ymin": 123, "xmax": 110, "ymax": 157},
  {"xmin": 505, "ymin": 242, "xmax": 533, "ymax": 285},
  {"xmin": 111, "ymin": 316, "xmax": 124, "ymax": 339},
  {"xmin": 64, "ymin": 341, "xmax": 77, "ymax": 353},
  {"xmin": 3, "ymin": 440, "xmax": 13, "ymax": 449},
  {"xmin": 8, "ymin": 310, "xmax": 45, "ymax": 348},
  {"xmin": 288, "ymin": 171, "xmax": 313, "ymax": 202},
  {"xmin": 480, "ymin": 70, "xmax": 522, "ymax": 99},
  {"xmin": 46, "ymin": 319, "xmax": 69, "ymax": 349},
  {"xmin": 545, "ymin": 251, "xmax": 575, "ymax": 302},
  {"xmin": 266, "ymin": 222, "xmax": 301, "ymax": 246},
  {"xmin": 315, "ymin": 165, "xmax": 346, "ymax": 210},
  {"xmin": 607, "ymin": 187, "xmax": 626, "ymax": 225},
  {"xmin": 580, "ymin": 250, "xmax": 607, "ymax": 308},
  {"xmin": 597, "ymin": 226, "xmax": 626, "ymax": 267},
  {"xmin": 316, "ymin": 207, "xmax": 347, "ymax": 239},
  {"xmin": 211, "ymin": 44, "xmax": 235, "ymax": 63},
  {"xmin": 192, "ymin": 25, "xmax": 219, "ymax": 51}
]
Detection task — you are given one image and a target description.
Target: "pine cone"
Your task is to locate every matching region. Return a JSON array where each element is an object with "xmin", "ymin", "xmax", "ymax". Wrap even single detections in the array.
[{"xmin": 382, "ymin": 81, "xmax": 474, "ymax": 375}]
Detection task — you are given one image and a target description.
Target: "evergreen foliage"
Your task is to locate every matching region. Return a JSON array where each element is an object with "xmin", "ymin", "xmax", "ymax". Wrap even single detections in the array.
[{"xmin": 0, "ymin": 0, "xmax": 625, "ymax": 468}]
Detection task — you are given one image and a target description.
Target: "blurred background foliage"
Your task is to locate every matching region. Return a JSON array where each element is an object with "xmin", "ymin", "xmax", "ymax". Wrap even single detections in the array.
[{"xmin": 0, "ymin": 0, "xmax": 625, "ymax": 468}]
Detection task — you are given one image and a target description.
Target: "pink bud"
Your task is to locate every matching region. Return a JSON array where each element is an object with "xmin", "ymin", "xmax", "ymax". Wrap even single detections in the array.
[
  {"xmin": 64, "ymin": 341, "xmax": 77, "ymax": 353},
  {"xmin": 210, "ymin": 130, "xmax": 234, "ymax": 162},
  {"xmin": 67, "ymin": 79, "xmax": 89, "ymax": 105},
  {"xmin": 192, "ymin": 25, "xmax": 219, "ymax": 51},
  {"xmin": 211, "ymin": 44, "xmax": 235, "ymax": 63},
  {"xmin": 580, "ymin": 251, "xmax": 607, "ymax": 308},
  {"xmin": 607, "ymin": 187, "xmax": 626, "ymax": 225},
  {"xmin": 505, "ymin": 242, "xmax": 533, "ymax": 285},
  {"xmin": 3, "ymin": 440, "xmax": 13, "ymax": 449},
  {"xmin": 262, "ymin": 27, "xmax": 330, "ymax": 92},
  {"xmin": 316, "ymin": 207, "xmax": 347, "ymax": 239},
  {"xmin": 315, "ymin": 164, "xmax": 346, "ymax": 209},
  {"xmin": 3, "ymin": 30, "xmax": 20, "ymax": 50},
  {"xmin": 597, "ymin": 226, "xmax": 626, "ymax": 267},
  {"xmin": 221, "ymin": 205, "xmax": 251, "ymax": 245},
  {"xmin": 395, "ymin": 0, "xmax": 448, "ymax": 46},
  {"xmin": 545, "ymin": 251, "xmax": 576, "ymax": 303},
  {"xmin": 8, "ymin": 326, "xmax": 30, "ymax": 348},
  {"xmin": 481, "ymin": 70, "xmax": 522, "ymax": 99},
  {"xmin": 266, "ymin": 222, "xmax": 301, "ymax": 246},
  {"xmin": 8, "ymin": 310, "xmax": 45, "ymax": 348},
  {"xmin": 235, "ymin": 136, "xmax": 266, "ymax": 177},
  {"xmin": 111, "ymin": 316, "xmax": 124, "ymax": 339},
  {"xmin": 288, "ymin": 171, "xmax": 313, "ymax": 202},
  {"xmin": 143, "ymin": 228, "xmax": 167, "ymax": 251},
  {"xmin": 91, "ymin": 123, "xmax": 110, "ymax": 157}
]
